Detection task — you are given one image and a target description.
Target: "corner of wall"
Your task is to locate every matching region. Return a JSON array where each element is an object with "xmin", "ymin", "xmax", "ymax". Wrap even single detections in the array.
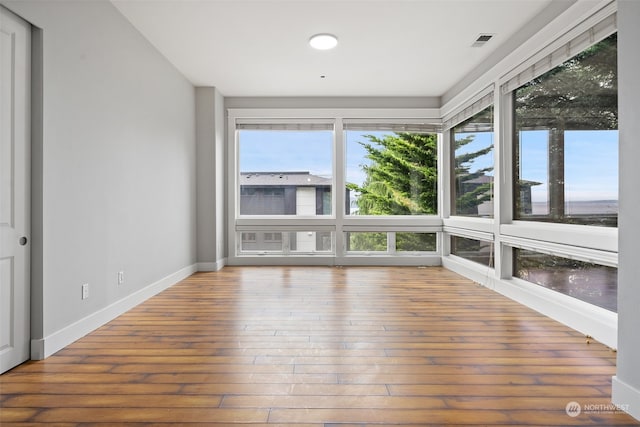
[
  {"xmin": 31, "ymin": 265, "xmax": 197, "ymax": 359},
  {"xmin": 612, "ymin": 376, "xmax": 640, "ymax": 422}
]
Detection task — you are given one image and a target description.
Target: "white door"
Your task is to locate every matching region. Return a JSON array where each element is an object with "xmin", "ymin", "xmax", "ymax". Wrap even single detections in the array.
[{"xmin": 0, "ymin": 5, "xmax": 31, "ymax": 374}]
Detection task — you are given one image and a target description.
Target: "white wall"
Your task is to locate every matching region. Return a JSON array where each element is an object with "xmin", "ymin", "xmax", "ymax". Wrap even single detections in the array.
[
  {"xmin": 1, "ymin": 0, "xmax": 196, "ymax": 356},
  {"xmin": 296, "ymin": 187, "xmax": 316, "ymax": 215},
  {"xmin": 612, "ymin": 0, "xmax": 640, "ymax": 420},
  {"xmin": 294, "ymin": 188, "xmax": 319, "ymax": 252}
]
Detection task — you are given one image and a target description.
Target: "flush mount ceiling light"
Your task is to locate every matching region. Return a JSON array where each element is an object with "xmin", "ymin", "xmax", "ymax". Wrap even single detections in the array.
[{"xmin": 309, "ymin": 33, "xmax": 338, "ymax": 50}]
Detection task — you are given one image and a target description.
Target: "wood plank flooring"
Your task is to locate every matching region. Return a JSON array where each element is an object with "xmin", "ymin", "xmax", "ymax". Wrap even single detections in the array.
[{"xmin": 1, "ymin": 266, "xmax": 638, "ymax": 426}]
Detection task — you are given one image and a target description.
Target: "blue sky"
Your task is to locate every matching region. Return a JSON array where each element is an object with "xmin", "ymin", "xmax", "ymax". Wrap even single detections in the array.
[
  {"xmin": 520, "ymin": 129, "xmax": 618, "ymax": 202},
  {"xmin": 239, "ymin": 128, "xmax": 618, "ymax": 203},
  {"xmin": 239, "ymin": 130, "xmax": 333, "ymax": 177},
  {"xmin": 454, "ymin": 131, "xmax": 494, "ymax": 173},
  {"xmin": 239, "ymin": 130, "xmax": 386, "ymax": 186}
]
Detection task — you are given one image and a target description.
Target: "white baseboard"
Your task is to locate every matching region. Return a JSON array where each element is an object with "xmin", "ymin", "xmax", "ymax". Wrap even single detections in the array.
[
  {"xmin": 612, "ymin": 376, "xmax": 640, "ymax": 422},
  {"xmin": 197, "ymin": 258, "xmax": 226, "ymax": 271},
  {"xmin": 443, "ymin": 256, "xmax": 618, "ymax": 349},
  {"xmin": 31, "ymin": 264, "xmax": 198, "ymax": 360}
]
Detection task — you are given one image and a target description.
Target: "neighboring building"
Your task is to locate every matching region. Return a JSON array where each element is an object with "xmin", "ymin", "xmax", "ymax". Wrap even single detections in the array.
[
  {"xmin": 458, "ymin": 175, "xmax": 540, "ymax": 216},
  {"xmin": 239, "ymin": 171, "xmax": 333, "ymax": 252},
  {"xmin": 240, "ymin": 171, "xmax": 332, "ymax": 216}
]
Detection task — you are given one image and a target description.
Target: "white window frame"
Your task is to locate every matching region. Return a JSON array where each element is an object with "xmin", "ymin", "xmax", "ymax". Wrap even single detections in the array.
[
  {"xmin": 441, "ymin": 2, "xmax": 619, "ymax": 348},
  {"xmin": 227, "ymin": 108, "xmax": 443, "ymax": 266}
]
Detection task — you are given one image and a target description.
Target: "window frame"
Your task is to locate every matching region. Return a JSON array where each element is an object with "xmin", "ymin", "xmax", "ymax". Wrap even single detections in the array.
[
  {"xmin": 441, "ymin": 3, "xmax": 619, "ymax": 348},
  {"xmin": 227, "ymin": 108, "xmax": 444, "ymax": 266},
  {"xmin": 450, "ymin": 104, "xmax": 495, "ymax": 219}
]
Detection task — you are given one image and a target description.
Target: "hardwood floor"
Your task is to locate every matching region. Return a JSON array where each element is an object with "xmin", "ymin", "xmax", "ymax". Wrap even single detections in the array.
[{"xmin": 1, "ymin": 266, "xmax": 638, "ymax": 426}]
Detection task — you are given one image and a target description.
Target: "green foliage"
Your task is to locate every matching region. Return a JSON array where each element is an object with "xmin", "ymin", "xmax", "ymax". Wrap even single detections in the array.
[
  {"xmin": 347, "ymin": 132, "xmax": 438, "ymax": 215},
  {"xmin": 346, "ymin": 232, "xmax": 436, "ymax": 253},
  {"xmin": 453, "ymin": 134, "xmax": 493, "ymax": 215},
  {"xmin": 513, "ymin": 33, "xmax": 618, "ymax": 224},
  {"xmin": 515, "ymin": 33, "xmax": 617, "ymax": 131},
  {"xmin": 396, "ymin": 232, "xmax": 436, "ymax": 252},
  {"xmin": 347, "ymin": 232, "xmax": 387, "ymax": 252}
]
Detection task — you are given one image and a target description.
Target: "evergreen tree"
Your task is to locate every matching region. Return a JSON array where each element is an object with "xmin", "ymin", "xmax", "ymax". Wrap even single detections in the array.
[
  {"xmin": 347, "ymin": 132, "xmax": 438, "ymax": 215},
  {"xmin": 453, "ymin": 135, "xmax": 493, "ymax": 214},
  {"xmin": 514, "ymin": 33, "xmax": 617, "ymax": 222},
  {"xmin": 346, "ymin": 130, "xmax": 489, "ymax": 251}
]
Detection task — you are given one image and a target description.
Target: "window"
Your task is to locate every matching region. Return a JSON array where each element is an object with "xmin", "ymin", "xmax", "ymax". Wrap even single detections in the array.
[
  {"xmin": 263, "ymin": 232, "xmax": 282, "ymax": 243},
  {"xmin": 513, "ymin": 34, "xmax": 618, "ymax": 227},
  {"xmin": 450, "ymin": 236, "xmax": 494, "ymax": 267},
  {"xmin": 513, "ymin": 248, "xmax": 617, "ymax": 312},
  {"xmin": 396, "ymin": 232, "xmax": 437, "ymax": 252},
  {"xmin": 451, "ymin": 106, "xmax": 494, "ymax": 217},
  {"xmin": 242, "ymin": 232, "xmax": 256, "ymax": 242},
  {"xmin": 345, "ymin": 129, "xmax": 438, "ymax": 216},
  {"xmin": 345, "ymin": 232, "xmax": 437, "ymax": 253},
  {"xmin": 238, "ymin": 128, "xmax": 333, "ymax": 216},
  {"xmin": 240, "ymin": 232, "xmax": 281, "ymax": 252},
  {"xmin": 346, "ymin": 232, "xmax": 387, "ymax": 252},
  {"xmin": 231, "ymin": 114, "xmax": 442, "ymax": 262},
  {"xmin": 239, "ymin": 231, "xmax": 333, "ymax": 254}
]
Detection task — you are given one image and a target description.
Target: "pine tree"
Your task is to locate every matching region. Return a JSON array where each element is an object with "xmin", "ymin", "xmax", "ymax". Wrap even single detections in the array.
[
  {"xmin": 514, "ymin": 33, "xmax": 617, "ymax": 222},
  {"xmin": 347, "ymin": 132, "xmax": 438, "ymax": 215},
  {"xmin": 453, "ymin": 135, "xmax": 494, "ymax": 215}
]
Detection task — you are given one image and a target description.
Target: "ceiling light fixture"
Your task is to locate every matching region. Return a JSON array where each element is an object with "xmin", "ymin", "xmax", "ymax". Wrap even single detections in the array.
[{"xmin": 309, "ymin": 33, "xmax": 338, "ymax": 50}]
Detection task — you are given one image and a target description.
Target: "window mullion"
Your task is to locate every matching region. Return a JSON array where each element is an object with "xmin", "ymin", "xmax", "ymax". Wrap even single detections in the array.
[{"xmin": 335, "ymin": 118, "xmax": 346, "ymax": 259}]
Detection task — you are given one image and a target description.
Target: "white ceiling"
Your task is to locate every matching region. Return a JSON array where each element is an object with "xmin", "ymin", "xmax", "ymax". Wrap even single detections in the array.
[{"xmin": 111, "ymin": 0, "xmax": 556, "ymax": 98}]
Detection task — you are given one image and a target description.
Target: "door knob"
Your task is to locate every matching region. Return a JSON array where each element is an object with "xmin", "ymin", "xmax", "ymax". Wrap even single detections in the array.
[{"xmin": 19, "ymin": 236, "xmax": 28, "ymax": 246}]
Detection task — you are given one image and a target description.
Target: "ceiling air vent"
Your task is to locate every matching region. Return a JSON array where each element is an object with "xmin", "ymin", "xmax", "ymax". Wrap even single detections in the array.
[{"xmin": 472, "ymin": 34, "xmax": 494, "ymax": 47}]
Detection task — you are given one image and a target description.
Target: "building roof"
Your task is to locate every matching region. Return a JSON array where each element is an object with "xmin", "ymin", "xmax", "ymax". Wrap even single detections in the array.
[
  {"xmin": 241, "ymin": 171, "xmax": 331, "ymax": 187},
  {"xmin": 465, "ymin": 175, "xmax": 493, "ymax": 185},
  {"xmin": 465, "ymin": 175, "xmax": 541, "ymax": 187}
]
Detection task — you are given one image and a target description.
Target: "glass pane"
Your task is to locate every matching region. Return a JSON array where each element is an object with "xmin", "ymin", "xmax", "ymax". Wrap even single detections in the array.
[
  {"xmin": 240, "ymin": 231, "xmax": 333, "ymax": 254},
  {"xmin": 239, "ymin": 130, "xmax": 333, "ymax": 216},
  {"xmin": 289, "ymin": 231, "xmax": 333, "ymax": 253},
  {"xmin": 450, "ymin": 236, "xmax": 494, "ymax": 267},
  {"xmin": 345, "ymin": 131, "xmax": 438, "ymax": 215},
  {"xmin": 346, "ymin": 232, "xmax": 387, "ymax": 252},
  {"xmin": 452, "ymin": 106, "xmax": 494, "ymax": 217},
  {"xmin": 514, "ymin": 34, "xmax": 618, "ymax": 226},
  {"xmin": 514, "ymin": 248, "xmax": 617, "ymax": 312},
  {"xmin": 240, "ymin": 232, "xmax": 283, "ymax": 252},
  {"xmin": 396, "ymin": 233, "xmax": 437, "ymax": 252}
]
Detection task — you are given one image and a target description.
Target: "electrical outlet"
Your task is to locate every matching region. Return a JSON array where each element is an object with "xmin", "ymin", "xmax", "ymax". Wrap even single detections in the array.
[
  {"xmin": 117, "ymin": 271, "xmax": 124, "ymax": 285},
  {"xmin": 81, "ymin": 283, "xmax": 89, "ymax": 300}
]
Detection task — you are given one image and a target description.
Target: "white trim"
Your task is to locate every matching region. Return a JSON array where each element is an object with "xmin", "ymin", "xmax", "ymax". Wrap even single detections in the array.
[
  {"xmin": 227, "ymin": 108, "xmax": 445, "ymax": 265},
  {"xmin": 228, "ymin": 108, "xmax": 441, "ymax": 121},
  {"xmin": 442, "ymin": 255, "xmax": 496, "ymax": 288},
  {"xmin": 443, "ymin": 217, "xmax": 495, "ymax": 235},
  {"xmin": 228, "ymin": 255, "xmax": 441, "ymax": 267},
  {"xmin": 501, "ymin": 221, "xmax": 618, "ymax": 253},
  {"xmin": 612, "ymin": 376, "xmax": 640, "ymax": 422},
  {"xmin": 442, "ymin": 86, "xmax": 494, "ymax": 131},
  {"xmin": 30, "ymin": 264, "xmax": 197, "ymax": 360},
  {"xmin": 236, "ymin": 221, "xmax": 336, "ymax": 230},
  {"xmin": 494, "ymin": 276, "xmax": 617, "ymax": 349},
  {"xmin": 443, "ymin": 255, "xmax": 617, "ymax": 349},
  {"xmin": 444, "ymin": 226, "xmax": 494, "ymax": 243},
  {"xmin": 500, "ymin": 5, "xmax": 617, "ymax": 94},
  {"xmin": 501, "ymin": 234, "xmax": 617, "ymax": 268},
  {"xmin": 197, "ymin": 259, "xmax": 226, "ymax": 272},
  {"xmin": 342, "ymin": 119, "xmax": 441, "ymax": 133}
]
